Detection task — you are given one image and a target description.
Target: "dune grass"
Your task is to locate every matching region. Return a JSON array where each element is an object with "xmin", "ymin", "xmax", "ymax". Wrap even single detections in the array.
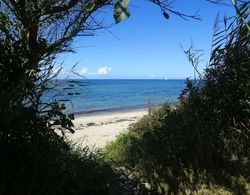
[{"xmin": 104, "ymin": 6, "xmax": 250, "ymax": 194}]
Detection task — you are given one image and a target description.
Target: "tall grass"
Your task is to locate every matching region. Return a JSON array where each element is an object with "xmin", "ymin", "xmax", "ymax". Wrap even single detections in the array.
[
  {"xmin": 105, "ymin": 2, "xmax": 250, "ymax": 194},
  {"xmin": 0, "ymin": 114, "xmax": 117, "ymax": 194}
]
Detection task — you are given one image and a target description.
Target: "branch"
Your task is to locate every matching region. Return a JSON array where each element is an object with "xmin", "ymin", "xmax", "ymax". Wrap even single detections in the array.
[
  {"xmin": 45, "ymin": 0, "xmax": 111, "ymax": 54},
  {"xmin": 43, "ymin": 0, "xmax": 79, "ymax": 15},
  {"xmin": 150, "ymin": 0, "xmax": 202, "ymax": 20},
  {"xmin": 206, "ymin": 0, "xmax": 230, "ymax": 6}
]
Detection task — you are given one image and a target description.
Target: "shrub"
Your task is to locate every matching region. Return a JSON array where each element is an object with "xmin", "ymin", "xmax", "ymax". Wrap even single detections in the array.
[
  {"xmin": 0, "ymin": 106, "xmax": 117, "ymax": 194},
  {"xmin": 0, "ymin": 19, "xmax": 116, "ymax": 195},
  {"xmin": 105, "ymin": 3, "xmax": 250, "ymax": 194}
]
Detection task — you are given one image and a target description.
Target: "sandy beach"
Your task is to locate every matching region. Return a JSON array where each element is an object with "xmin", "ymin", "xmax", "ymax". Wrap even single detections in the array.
[{"xmin": 67, "ymin": 109, "xmax": 148, "ymax": 148}]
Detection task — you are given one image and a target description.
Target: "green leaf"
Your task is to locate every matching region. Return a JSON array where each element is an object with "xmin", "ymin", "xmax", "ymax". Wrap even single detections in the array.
[
  {"xmin": 114, "ymin": 0, "xmax": 131, "ymax": 24},
  {"xmin": 163, "ymin": 12, "xmax": 170, "ymax": 20},
  {"xmin": 25, "ymin": 69, "xmax": 36, "ymax": 77},
  {"xmin": 0, "ymin": 12, "xmax": 7, "ymax": 22}
]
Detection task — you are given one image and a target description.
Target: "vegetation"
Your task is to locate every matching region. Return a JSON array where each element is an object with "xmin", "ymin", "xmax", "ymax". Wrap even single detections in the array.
[
  {"xmin": 0, "ymin": 0, "xmax": 249, "ymax": 194},
  {"xmin": 0, "ymin": 0, "xmax": 193, "ymax": 193},
  {"xmin": 0, "ymin": 25, "xmax": 116, "ymax": 194},
  {"xmin": 105, "ymin": 2, "xmax": 250, "ymax": 194},
  {"xmin": 0, "ymin": 1, "xmax": 115, "ymax": 194}
]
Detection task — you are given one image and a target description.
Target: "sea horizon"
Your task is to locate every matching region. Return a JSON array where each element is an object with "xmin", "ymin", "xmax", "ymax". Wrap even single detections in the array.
[
  {"xmin": 53, "ymin": 78, "xmax": 189, "ymax": 81},
  {"xmin": 44, "ymin": 79, "xmax": 187, "ymax": 114}
]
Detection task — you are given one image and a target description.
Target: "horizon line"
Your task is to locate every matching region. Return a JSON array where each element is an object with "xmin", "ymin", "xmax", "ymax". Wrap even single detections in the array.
[{"xmin": 53, "ymin": 78, "xmax": 190, "ymax": 80}]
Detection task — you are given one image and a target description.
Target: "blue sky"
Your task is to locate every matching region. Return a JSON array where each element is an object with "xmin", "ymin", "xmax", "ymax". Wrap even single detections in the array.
[{"xmin": 58, "ymin": 0, "xmax": 234, "ymax": 79}]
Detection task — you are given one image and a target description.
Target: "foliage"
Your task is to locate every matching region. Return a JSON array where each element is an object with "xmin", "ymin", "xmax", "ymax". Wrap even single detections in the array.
[
  {"xmin": 0, "ymin": 27, "xmax": 117, "ymax": 195},
  {"xmin": 114, "ymin": 0, "xmax": 131, "ymax": 23},
  {"xmin": 113, "ymin": 0, "xmax": 201, "ymax": 23},
  {"xmin": 113, "ymin": 0, "xmax": 236, "ymax": 23},
  {"xmin": 0, "ymin": 0, "xmax": 205, "ymax": 194},
  {"xmin": 0, "ymin": 1, "xmax": 118, "ymax": 194},
  {"xmin": 0, "ymin": 114, "xmax": 116, "ymax": 194},
  {"xmin": 105, "ymin": 2, "xmax": 250, "ymax": 194},
  {"xmin": 0, "ymin": 0, "xmax": 248, "ymax": 194}
]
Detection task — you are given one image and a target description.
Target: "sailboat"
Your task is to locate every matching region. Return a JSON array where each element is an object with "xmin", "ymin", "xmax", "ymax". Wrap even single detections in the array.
[{"xmin": 165, "ymin": 76, "xmax": 168, "ymax": 80}]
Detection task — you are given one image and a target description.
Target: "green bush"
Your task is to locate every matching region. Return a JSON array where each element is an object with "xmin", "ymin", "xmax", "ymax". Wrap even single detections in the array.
[
  {"xmin": 105, "ymin": 3, "xmax": 250, "ymax": 194},
  {"xmin": 0, "ymin": 106, "xmax": 117, "ymax": 194},
  {"xmin": 0, "ymin": 16, "xmax": 117, "ymax": 195}
]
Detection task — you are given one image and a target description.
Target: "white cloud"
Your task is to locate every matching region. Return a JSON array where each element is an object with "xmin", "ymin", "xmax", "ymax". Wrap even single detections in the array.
[{"xmin": 97, "ymin": 66, "xmax": 112, "ymax": 75}]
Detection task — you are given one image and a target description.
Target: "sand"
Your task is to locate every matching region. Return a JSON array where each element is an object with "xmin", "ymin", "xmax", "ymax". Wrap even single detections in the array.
[{"xmin": 67, "ymin": 109, "xmax": 148, "ymax": 148}]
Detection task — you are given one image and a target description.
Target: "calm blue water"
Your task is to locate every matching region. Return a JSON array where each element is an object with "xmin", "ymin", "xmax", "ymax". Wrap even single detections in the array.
[{"xmin": 43, "ymin": 79, "xmax": 186, "ymax": 113}]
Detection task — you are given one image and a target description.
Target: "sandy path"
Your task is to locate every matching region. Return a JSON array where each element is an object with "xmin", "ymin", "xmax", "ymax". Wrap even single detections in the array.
[{"xmin": 67, "ymin": 109, "xmax": 148, "ymax": 148}]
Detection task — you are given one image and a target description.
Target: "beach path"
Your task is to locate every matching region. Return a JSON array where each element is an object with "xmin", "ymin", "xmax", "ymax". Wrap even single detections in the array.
[{"xmin": 67, "ymin": 109, "xmax": 147, "ymax": 148}]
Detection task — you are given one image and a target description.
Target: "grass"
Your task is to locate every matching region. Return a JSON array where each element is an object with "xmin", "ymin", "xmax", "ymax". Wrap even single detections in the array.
[
  {"xmin": 104, "ymin": 17, "xmax": 250, "ymax": 192},
  {"xmin": 104, "ymin": 106, "xmax": 250, "ymax": 194}
]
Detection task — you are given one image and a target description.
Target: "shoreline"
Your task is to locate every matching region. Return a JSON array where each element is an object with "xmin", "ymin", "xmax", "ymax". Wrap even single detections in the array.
[
  {"xmin": 74, "ymin": 107, "xmax": 150, "ymax": 117},
  {"xmin": 67, "ymin": 108, "xmax": 148, "ymax": 148},
  {"xmin": 72, "ymin": 104, "xmax": 162, "ymax": 117}
]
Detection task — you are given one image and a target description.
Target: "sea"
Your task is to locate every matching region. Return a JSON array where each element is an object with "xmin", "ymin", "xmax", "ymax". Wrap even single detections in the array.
[{"xmin": 43, "ymin": 79, "xmax": 187, "ymax": 114}]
